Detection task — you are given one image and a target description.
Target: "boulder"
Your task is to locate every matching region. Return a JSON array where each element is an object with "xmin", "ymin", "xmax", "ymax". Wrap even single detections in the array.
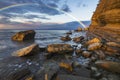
[
  {"xmin": 82, "ymin": 51, "xmax": 92, "ymax": 58},
  {"xmin": 56, "ymin": 74, "xmax": 95, "ymax": 80},
  {"xmin": 59, "ymin": 62, "xmax": 73, "ymax": 72},
  {"xmin": 95, "ymin": 60, "xmax": 120, "ymax": 73},
  {"xmin": 60, "ymin": 35, "xmax": 71, "ymax": 41},
  {"xmin": 12, "ymin": 30, "xmax": 35, "ymax": 41},
  {"xmin": 12, "ymin": 44, "xmax": 40, "ymax": 57},
  {"xmin": 73, "ymin": 36, "xmax": 84, "ymax": 43},
  {"xmin": 86, "ymin": 38, "xmax": 101, "ymax": 45},
  {"xmin": 47, "ymin": 44, "xmax": 73, "ymax": 54},
  {"xmin": 88, "ymin": 43, "xmax": 102, "ymax": 51}
]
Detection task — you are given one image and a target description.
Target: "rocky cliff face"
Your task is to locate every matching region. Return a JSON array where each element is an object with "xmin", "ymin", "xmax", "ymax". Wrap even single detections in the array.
[{"xmin": 89, "ymin": 0, "xmax": 120, "ymax": 43}]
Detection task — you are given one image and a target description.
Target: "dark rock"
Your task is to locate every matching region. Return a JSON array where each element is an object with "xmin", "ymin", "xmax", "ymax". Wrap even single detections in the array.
[
  {"xmin": 56, "ymin": 74, "xmax": 95, "ymax": 80},
  {"xmin": 0, "ymin": 67, "xmax": 31, "ymax": 80},
  {"xmin": 82, "ymin": 51, "xmax": 92, "ymax": 58},
  {"xmin": 12, "ymin": 30, "xmax": 35, "ymax": 41},
  {"xmin": 94, "ymin": 50, "xmax": 105, "ymax": 60},
  {"xmin": 95, "ymin": 60, "xmax": 120, "ymax": 73},
  {"xmin": 66, "ymin": 31, "xmax": 72, "ymax": 35},
  {"xmin": 73, "ymin": 36, "xmax": 84, "ymax": 43},
  {"xmin": 60, "ymin": 35, "xmax": 71, "ymax": 41},
  {"xmin": 12, "ymin": 44, "xmax": 40, "ymax": 57}
]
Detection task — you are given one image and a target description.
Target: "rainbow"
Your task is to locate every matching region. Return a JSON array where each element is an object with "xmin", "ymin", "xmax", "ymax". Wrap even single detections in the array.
[{"xmin": 0, "ymin": 3, "xmax": 86, "ymax": 28}]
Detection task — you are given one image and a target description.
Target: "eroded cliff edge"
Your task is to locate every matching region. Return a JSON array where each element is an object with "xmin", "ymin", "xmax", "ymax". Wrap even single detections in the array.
[{"xmin": 89, "ymin": 0, "xmax": 120, "ymax": 43}]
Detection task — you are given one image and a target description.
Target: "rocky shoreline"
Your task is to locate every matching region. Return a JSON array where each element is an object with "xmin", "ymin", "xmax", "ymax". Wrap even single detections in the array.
[{"xmin": 0, "ymin": 29, "xmax": 120, "ymax": 80}]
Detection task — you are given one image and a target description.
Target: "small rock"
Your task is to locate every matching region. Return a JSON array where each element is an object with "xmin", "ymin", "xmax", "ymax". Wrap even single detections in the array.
[
  {"xmin": 59, "ymin": 62, "xmax": 73, "ymax": 72},
  {"xmin": 12, "ymin": 44, "xmax": 39, "ymax": 57},
  {"xmin": 74, "ymin": 27, "xmax": 83, "ymax": 32},
  {"xmin": 12, "ymin": 30, "xmax": 35, "ymax": 41},
  {"xmin": 73, "ymin": 36, "xmax": 84, "ymax": 43},
  {"xmin": 47, "ymin": 44, "xmax": 73, "ymax": 54},
  {"xmin": 88, "ymin": 43, "xmax": 102, "ymax": 51},
  {"xmin": 72, "ymin": 61, "xmax": 81, "ymax": 68},
  {"xmin": 66, "ymin": 31, "xmax": 72, "ymax": 35},
  {"xmin": 82, "ymin": 51, "xmax": 92, "ymax": 58},
  {"xmin": 60, "ymin": 35, "xmax": 71, "ymax": 41},
  {"xmin": 86, "ymin": 38, "xmax": 101, "ymax": 45},
  {"xmin": 95, "ymin": 60, "xmax": 120, "ymax": 73}
]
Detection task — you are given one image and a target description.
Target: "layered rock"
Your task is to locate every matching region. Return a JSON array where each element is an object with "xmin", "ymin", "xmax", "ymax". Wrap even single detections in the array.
[
  {"xmin": 12, "ymin": 44, "xmax": 40, "ymax": 57},
  {"xmin": 89, "ymin": 0, "xmax": 120, "ymax": 43}
]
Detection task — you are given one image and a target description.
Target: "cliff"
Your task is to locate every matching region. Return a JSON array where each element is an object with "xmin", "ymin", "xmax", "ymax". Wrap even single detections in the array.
[{"xmin": 89, "ymin": 0, "xmax": 120, "ymax": 43}]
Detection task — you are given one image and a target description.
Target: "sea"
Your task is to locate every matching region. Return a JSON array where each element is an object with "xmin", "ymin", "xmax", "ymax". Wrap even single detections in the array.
[{"xmin": 0, "ymin": 30, "xmax": 87, "ymax": 59}]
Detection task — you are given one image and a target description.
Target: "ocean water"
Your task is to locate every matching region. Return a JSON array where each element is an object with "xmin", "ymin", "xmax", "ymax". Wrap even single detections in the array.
[{"xmin": 0, "ymin": 30, "xmax": 86, "ymax": 59}]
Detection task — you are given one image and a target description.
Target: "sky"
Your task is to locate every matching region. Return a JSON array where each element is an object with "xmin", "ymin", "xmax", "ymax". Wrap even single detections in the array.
[{"xmin": 0, "ymin": 0, "xmax": 99, "ymax": 29}]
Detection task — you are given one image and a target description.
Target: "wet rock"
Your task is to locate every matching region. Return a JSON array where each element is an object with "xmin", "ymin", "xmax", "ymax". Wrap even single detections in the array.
[
  {"xmin": 56, "ymin": 74, "xmax": 95, "ymax": 80},
  {"xmin": 60, "ymin": 35, "xmax": 71, "ymax": 41},
  {"xmin": 82, "ymin": 51, "xmax": 92, "ymax": 58},
  {"xmin": 12, "ymin": 30, "xmax": 35, "ymax": 41},
  {"xmin": 74, "ymin": 27, "xmax": 83, "ymax": 32},
  {"xmin": 66, "ymin": 31, "xmax": 72, "ymax": 35},
  {"xmin": 12, "ymin": 44, "xmax": 40, "ymax": 57},
  {"xmin": 106, "ymin": 42, "xmax": 120, "ymax": 47},
  {"xmin": 107, "ymin": 74, "xmax": 120, "ymax": 80},
  {"xmin": 91, "ymin": 67, "xmax": 102, "ymax": 79},
  {"xmin": 94, "ymin": 50, "xmax": 105, "ymax": 60},
  {"xmin": 88, "ymin": 43, "xmax": 102, "ymax": 51},
  {"xmin": 86, "ymin": 38, "xmax": 101, "ymax": 45},
  {"xmin": 0, "ymin": 67, "xmax": 31, "ymax": 80},
  {"xmin": 59, "ymin": 62, "xmax": 73, "ymax": 72},
  {"xmin": 95, "ymin": 60, "xmax": 120, "ymax": 73},
  {"xmin": 47, "ymin": 44, "xmax": 73, "ymax": 54},
  {"xmin": 75, "ymin": 49, "xmax": 83, "ymax": 56},
  {"xmin": 72, "ymin": 61, "xmax": 81, "ymax": 68},
  {"xmin": 73, "ymin": 36, "xmax": 84, "ymax": 43},
  {"xmin": 84, "ymin": 27, "xmax": 89, "ymax": 31},
  {"xmin": 72, "ymin": 67, "xmax": 92, "ymax": 78}
]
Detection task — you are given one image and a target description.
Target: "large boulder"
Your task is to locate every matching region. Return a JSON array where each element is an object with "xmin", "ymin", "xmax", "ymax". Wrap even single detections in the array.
[
  {"xmin": 88, "ymin": 43, "xmax": 102, "ymax": 51},
  {"xmin": 86, "ymin": 38, "xmax": 101, "ymax": 45},
  {"xmin": 95, "ymin": 60, "xmax": 120, "ymax": 73},
  {"xmin": 12, "ymin": 44, "xmax": 40, "ymax": 57},
  {"xmin": 47, "ymin": 44, "xmax": 73, "ymax": 54},
  {"xmin": 12, "ymin": 30, "xmax": 36, "ymax": 41},
  {"xmin": 74, "ymin": 27, "xmax": 83, "ymax": 32}
]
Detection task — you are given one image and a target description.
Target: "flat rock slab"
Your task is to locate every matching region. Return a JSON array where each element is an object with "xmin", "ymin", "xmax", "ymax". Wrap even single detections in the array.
[
  {"xmin": 12, "ymin": 44, "xmax": 40, "ymax": 57},
  {"xmin": 56, "ymin": 74, "xmax": 95, "ymax": 80}
]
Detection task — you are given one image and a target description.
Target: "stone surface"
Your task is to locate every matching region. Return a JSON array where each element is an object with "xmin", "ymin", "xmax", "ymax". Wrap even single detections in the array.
[
  {"xmin": 60, "ymin": 35, "xmax": 71, "ymax": 41},
  {"xmin": 0, "ymin": 67, "xmax": 31, "ymax": 80},
  {"xmin": 82, "ymin": 51, "xmax": 92, "ymax": 58},
  {"xmin": 56, "ymin": 74, "xmax": 94, "ymax": 80},
  {"xmin": 73, "ymin": 36, "xmax": 84, "ymax": 43},
  {"xmin": 75, "ymin": 27, "xmax": 83, "ymax": 32},
  {"xmin": 12, "ymin": 44, "xmax": 40, "ymax": 57},
  {"xmin": 59, "ymin": 62, "xmax": 73, "ymax": 72},
  {"xmin": 12, "ymin": 30, "xmax": 36, "ymax": 41},
  {"xmin": 89, "ymin": 0, "xmax": 120, "ymax": 43},
  {"xmin": 88, "ymin": 43, "xmax": 102, "ymax": 51},
  {"xmin": 95, "ymin": 60, "xmax": 120, "ymax": 73},
  {"xmin": 47, "ymin": 44, "xmax": 73, "ymax": 54},
  {"xmin": 106, "ymin": 42, "xmax": 120, "ymax": 47},
  {"xmin": 86, "ymin": 38, "xmax": 101, "ymax": 45}
]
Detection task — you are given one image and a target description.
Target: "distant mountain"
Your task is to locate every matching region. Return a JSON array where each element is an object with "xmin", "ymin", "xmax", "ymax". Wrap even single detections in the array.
[{"xmin": 39, "ymin": 21, "xmax": 91, "ymax": 30}]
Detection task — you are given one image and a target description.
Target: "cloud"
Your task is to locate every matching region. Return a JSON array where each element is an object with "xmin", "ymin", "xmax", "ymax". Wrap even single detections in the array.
[{"xmin": 61, "ymin": 4, "xmax": 71, "ymax": 12}]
